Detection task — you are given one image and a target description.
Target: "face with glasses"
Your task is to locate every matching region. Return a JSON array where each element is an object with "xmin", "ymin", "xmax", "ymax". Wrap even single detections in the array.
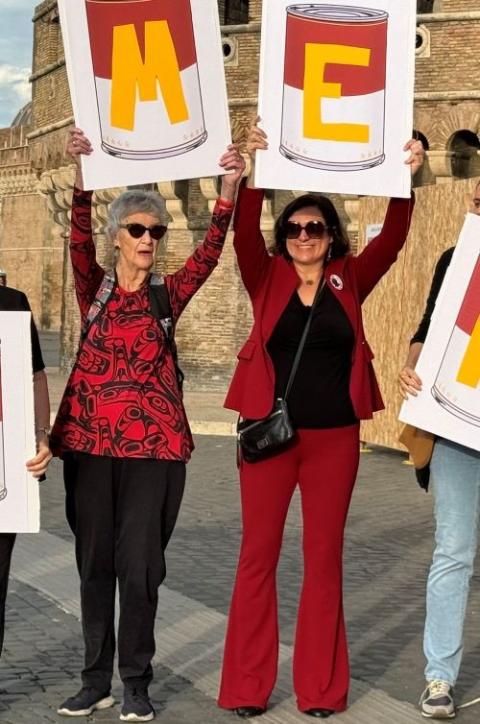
[
  {"xmin": 115, "ymin": 212, "xmax": 167, "ymax": 273},
  {"xmin": 284, "ymin": 206, "xmax": 332, "ymax": 268}
]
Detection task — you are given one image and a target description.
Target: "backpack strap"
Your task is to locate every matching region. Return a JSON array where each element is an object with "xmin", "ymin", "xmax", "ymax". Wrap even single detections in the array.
[
  {"xmin": 148, "ymin": 275, "xmax": 185, "ymax": 393},
  {"xmin": 148, "ymin": 273, "xmax": 173, "ymax": 341},
  {"xmin": 81, "ymin": 269, "xmax": 116, "ymax": 340}
]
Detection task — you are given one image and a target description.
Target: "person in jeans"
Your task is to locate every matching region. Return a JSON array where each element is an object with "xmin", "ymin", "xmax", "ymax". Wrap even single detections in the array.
[
  {"xmin": 52, "ymin": 129, "xmax": 245, "ymax": 722},
  {"xmin": 399, "ymin": 180, "xmax": 480, "ymax": 720},
  {"xmin": 0, "ymin": 285, "xmax": 52, "ymax": 657}
]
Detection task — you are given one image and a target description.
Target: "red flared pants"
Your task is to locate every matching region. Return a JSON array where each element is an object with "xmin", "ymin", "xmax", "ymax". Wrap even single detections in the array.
[{"xmin": 218, "ymin": 425, "xmax": 360, "ymax": 713}]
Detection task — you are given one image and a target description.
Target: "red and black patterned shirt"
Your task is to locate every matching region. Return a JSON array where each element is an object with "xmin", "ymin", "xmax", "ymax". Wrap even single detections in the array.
[{"xmin": 50, "ymin": 187, "xmax": 233, "ymax": 462}]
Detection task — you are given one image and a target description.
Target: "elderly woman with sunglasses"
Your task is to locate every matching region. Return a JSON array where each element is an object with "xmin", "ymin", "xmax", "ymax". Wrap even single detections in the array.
[
  {"xmin": 51, "ymin": 128, "xmax": 245, "ymax": 722},
  {"xmin": 217, "ymin": 120, "xmax": 424, "ymax": 719}
]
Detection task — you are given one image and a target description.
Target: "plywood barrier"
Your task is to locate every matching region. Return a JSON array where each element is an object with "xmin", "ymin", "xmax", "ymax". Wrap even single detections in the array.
[{"xmin": 358, "ymin": 177, "xmax": 479, "ymax": 450}]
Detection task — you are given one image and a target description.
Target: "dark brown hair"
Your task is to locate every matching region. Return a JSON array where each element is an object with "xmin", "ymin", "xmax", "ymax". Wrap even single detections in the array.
[{"xmin": 271, "ymin": 194, "xmax": 350, "ymax": 261}]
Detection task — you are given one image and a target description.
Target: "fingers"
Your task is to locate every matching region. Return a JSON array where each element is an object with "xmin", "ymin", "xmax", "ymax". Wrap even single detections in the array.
[
  {"xmin": 67, "ymin": 128, "xmax": 93, "ymax": 159},
  {"xmin": 219, "ymin": 144, "xmax": 246, "ymax": 173},
  {"xmin": 403, "ymin": 138, "xmax": 425, "ymax": 175},
  {"xmin": 246, "ymin": 116, "xmax": 268, "ymax": 156},
  {"xmin": 398, "ymin": 366, "xmax": 423, "ymax": 399},
  {"xmin": 26, "ymin": 447, "xmax": 52, "ymax": 478}
]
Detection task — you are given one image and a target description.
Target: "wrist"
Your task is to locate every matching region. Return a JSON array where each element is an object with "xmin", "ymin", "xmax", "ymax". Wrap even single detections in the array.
[{"xmin": 35, "ymin": 426, "xmax": 51, "ymax": 438}]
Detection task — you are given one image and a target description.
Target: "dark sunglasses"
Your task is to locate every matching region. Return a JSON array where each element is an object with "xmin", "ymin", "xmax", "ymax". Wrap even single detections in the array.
[
  {"xmin": 119, "ymin": 223, "xmax": 167, "ymax": 241},
  {"xmin": 284, "ymin": 220, "xmax": 329, "ymax": 240}
]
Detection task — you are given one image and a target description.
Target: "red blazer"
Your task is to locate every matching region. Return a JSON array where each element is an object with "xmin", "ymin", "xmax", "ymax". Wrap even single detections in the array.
[{"xmin": 224, "ymin": 185, "xmax": 415, "ymax": 421}]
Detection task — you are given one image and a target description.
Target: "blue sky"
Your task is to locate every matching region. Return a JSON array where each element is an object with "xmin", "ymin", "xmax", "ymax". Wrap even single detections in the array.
[{"xmin": 0, "ymin": 1, "xmax": 35, "ymax": 127}]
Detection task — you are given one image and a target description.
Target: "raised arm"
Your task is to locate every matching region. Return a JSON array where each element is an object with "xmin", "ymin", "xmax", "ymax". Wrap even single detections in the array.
[
  {"xmin": 353, "ymin": 195, "xmax": 415, "ymax": 302},
  {"xmin": 166, "ymin": 144, "xmax": 245, "ymax": 319},
  {"xmin": 67, "ymin": 129, "xmax": 104, "ymax": 321},
  {"xmin": 353, "ymin": 138, "xmax": 424, "ymax": 302},
  {"xmin": 231, "ymin": 117, "xmax": 271, "ymax": 298}
]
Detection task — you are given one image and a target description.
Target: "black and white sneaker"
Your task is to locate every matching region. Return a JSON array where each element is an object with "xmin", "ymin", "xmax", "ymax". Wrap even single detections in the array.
[
  {"xmin": 57, "ymin": 686, "xmax": 115, "ymax": 716},
  {"xmin": 120, "ymin": 686, "xmax": 155, "ymax": 722},
  {"xmin": 420, "ymin": 680, "xmax": 455, "ymax": 719}
]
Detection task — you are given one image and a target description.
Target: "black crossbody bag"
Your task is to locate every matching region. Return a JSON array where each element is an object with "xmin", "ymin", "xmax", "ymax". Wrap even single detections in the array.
[{"xmin": 237, "ymin": 280, "xmax": 325, "ymax": 463}]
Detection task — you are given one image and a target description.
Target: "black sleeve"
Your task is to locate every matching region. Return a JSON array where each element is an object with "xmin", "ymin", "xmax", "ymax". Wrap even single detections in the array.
[
  {"xmin": 19, "ymin": 293, "xmax": 45, "ymax": 374},
  {"xmin": 411, "ymin": 248, "xmax": 455, "ymax": 345}
]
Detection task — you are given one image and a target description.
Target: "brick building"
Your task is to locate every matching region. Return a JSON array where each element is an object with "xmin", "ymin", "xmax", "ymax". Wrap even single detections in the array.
[{"xmin": 0, "ymin": 0, "xmax": 479, "ymax": 402}]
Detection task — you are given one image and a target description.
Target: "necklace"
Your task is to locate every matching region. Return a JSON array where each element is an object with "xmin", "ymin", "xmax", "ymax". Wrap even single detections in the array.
[{"xmin": 304, "ymin": 279, "xmax": 315, "ymax": 286}]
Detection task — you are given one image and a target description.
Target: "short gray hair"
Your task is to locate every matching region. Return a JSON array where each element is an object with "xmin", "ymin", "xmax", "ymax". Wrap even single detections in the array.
[{"xmin": 106, "ymin": 190, "xmax": 167, "ymax": 241}]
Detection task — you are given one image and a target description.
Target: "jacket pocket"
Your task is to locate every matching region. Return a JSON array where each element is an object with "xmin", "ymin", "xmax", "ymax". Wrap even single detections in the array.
[{"xmin": 237, "ymin": 339, "xmax": 256, "ymax": 361}]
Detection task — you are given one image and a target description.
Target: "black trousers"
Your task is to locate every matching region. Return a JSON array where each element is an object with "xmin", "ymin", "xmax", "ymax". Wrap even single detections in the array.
[
  {"xmin": 0, "ymin": 533, "xmax": 15, "ymax": 656},
  {"xmin": 64, "ymin": 452, "xmax": 186, "ymax": 691}
]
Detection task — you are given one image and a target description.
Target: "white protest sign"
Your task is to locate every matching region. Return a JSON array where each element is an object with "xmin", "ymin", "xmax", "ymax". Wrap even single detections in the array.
[
  {"xmin": 58, "ymin": 0, "xmax": 231, "ymax": 190},
  {"xmin": 400, "ymin": 214, "xmax": 480, "ymax": 452},
  {"xmin": 0, "ymin": 312, "xmax": 38, "ymax": 533},
  {"xmin": 256, "ymin": 1, "xmax": 416, "ymax": 197}
]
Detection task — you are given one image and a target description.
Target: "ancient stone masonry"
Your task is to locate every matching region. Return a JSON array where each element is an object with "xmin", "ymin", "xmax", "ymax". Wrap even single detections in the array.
[{"xmin": 0, "ymin": 0, "xmax": 478, "ymax": 409}]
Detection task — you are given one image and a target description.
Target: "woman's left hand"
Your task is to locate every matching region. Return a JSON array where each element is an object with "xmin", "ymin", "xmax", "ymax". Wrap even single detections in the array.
[
  {"xmin": 219, "ymin": 144, "xmax": 246, "ymax": 201},
  {"xmin": 404, "ymin": 138, "xmax": 425, "ymax": 177}
]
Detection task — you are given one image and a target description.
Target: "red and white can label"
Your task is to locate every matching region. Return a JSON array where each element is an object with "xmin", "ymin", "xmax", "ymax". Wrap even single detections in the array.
[
  {"xmin": 85, "ymin": 0, "xmax": 207, "ymax": 160},
  {"xmin": 281, "ymin": 4, "xmax": 388, "ymax": 171},
  {"xmin": 433, "ymin": 255, "xmax": 480, "ymax": 426}
]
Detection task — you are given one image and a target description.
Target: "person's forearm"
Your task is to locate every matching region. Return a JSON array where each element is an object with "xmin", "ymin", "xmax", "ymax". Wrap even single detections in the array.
[
  {"xmin": 33, "ymin": 370, "xmax": 50, "ymax": 440},
  {"xmin": 405, "ymin": 342, "xmax": 423, "ymax": 369},
  {"xmin": 74, "ymin": 165, "xmax": 84, "ymax": 191}
]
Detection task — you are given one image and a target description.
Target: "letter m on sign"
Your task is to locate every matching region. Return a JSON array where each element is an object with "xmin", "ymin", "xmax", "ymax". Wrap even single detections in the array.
[{"xmin": 111, "ymin": 21, "xmax": 190, "ymax": 131}]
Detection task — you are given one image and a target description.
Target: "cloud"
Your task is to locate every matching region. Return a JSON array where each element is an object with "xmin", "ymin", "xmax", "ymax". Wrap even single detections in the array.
[{"xmin": 0, "ymin": 63, "xmax": 31, "ymax": 126}]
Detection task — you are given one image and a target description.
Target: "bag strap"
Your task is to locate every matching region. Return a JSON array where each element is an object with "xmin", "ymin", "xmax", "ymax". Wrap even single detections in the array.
[
  {"xmin": 81, "ymin": 269, "xmax": 116, "ymax": 340},
  {"xmin": 284, "ymin": 279, "xmax": 325, "ymax": 401}
]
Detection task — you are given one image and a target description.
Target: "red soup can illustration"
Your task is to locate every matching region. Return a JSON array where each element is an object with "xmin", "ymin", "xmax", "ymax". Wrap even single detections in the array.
[
  {"xmin": 432, "ymin": 255, "xmax": 480, "ymax": 426},
  {"xmin": 281, "ymin": 4, "xmax": 388, "ymax": 171},
  {"xmin": 85, "ymin": 0, "xmax": 207, "ymax": 160}
]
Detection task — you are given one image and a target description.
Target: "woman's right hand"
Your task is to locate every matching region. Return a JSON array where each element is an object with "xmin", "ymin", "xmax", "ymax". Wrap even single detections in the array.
[
  {"xmin": 398, "ymin": 366, "xmax": 423, "ymax": 400},
  {"xmin": 246, "ymin": 116, "xmax": 268, "ymax": 188},
  {"xmin": 67, "ymin": 128, "xmax": 93, "ymax": 190}
]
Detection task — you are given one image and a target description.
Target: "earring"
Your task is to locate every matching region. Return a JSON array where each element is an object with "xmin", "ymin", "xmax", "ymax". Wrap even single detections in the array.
[{"xmin": 326, "ymin": 242, "xmax": 333, "ymax": 264}]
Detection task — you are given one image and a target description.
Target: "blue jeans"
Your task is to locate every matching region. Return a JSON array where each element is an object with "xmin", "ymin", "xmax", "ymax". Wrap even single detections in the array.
[{"xmin": 424, "ymin": 437, "xmax": 480, "ymax": 685}]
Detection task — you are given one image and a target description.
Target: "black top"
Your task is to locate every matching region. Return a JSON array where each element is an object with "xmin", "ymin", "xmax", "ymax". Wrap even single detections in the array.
[
  {"xmin": 0, "ymin": 286, "xmax": 45, "ymax": 373},
  {"xmin": 411, "ymin": 248, "xmax": 454, "ymax": 344},
  {"xmin": 267, "ymin": 286, "xmax": 357, "ymax": 428}
]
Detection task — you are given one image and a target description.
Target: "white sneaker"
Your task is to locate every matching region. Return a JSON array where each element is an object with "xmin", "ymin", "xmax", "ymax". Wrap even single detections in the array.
[{"xmin": 420, "ymin": 680, "xmax": 455, "ymax": 719}]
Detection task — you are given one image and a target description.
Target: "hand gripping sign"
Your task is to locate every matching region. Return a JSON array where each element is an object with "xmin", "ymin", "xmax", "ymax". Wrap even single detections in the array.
[
  {"xmin": 58, "ymin": 0, "xmax": 231, "ymax": 190},
  {"xmin": 256, "ymin": 1, "xmax": 416, "ymax": 198}
]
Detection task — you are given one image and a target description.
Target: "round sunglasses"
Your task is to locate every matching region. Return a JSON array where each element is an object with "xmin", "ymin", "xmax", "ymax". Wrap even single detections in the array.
[
  {"xmin": 119, "ymin": 223, "xmax": 167, "ymax": 241},
  {"xmin": 284, "ymin": 220, "xmax": 329, "ymax": 240}
]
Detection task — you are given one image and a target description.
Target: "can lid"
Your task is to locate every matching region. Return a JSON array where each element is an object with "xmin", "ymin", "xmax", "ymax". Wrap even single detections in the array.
[{"xmin": 286, "ymin": 4, "xmax": 388, "ymax": 22}]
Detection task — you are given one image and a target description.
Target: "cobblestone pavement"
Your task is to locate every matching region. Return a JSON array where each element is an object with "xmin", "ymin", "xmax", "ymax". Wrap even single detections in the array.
[{"xmin": 2, "ymin": 438, "xmax": 480, "ymax": 723}]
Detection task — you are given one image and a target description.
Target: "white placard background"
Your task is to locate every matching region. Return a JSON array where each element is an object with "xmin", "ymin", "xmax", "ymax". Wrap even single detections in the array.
[
  {"xmin": 58, "ymin": 0, "xmax": 231, "ymax": 191},
  {"xmin": 399, "ymin": 213, "xmax": 480, "ymax": 453},
  {"xmin": 0, "ymin": 312, "xmax": 38, "ymax": 533},
  {"xmin": 256, "ymin": 0, "xmax": 416, "ymax": 198}
]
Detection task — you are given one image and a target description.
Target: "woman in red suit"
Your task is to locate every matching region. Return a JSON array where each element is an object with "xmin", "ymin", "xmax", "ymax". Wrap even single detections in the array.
[{"xmin": 218, "ymin": 121, "xmax": 424, "ymax": 719}]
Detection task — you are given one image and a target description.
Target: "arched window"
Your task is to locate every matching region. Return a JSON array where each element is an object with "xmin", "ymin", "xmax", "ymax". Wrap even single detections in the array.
[
  {"xmin": 221, "ymin": 0, "xmax": 249, "ymax": 25},
  {"xmin": 449, "ymin": 130, "xmax": 480, "ymax": 179}
]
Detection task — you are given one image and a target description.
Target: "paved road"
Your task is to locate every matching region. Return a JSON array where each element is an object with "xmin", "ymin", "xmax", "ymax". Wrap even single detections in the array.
[{"xmin": 1, "ymin": 434, "xmax": 480, "ymax": 723}]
